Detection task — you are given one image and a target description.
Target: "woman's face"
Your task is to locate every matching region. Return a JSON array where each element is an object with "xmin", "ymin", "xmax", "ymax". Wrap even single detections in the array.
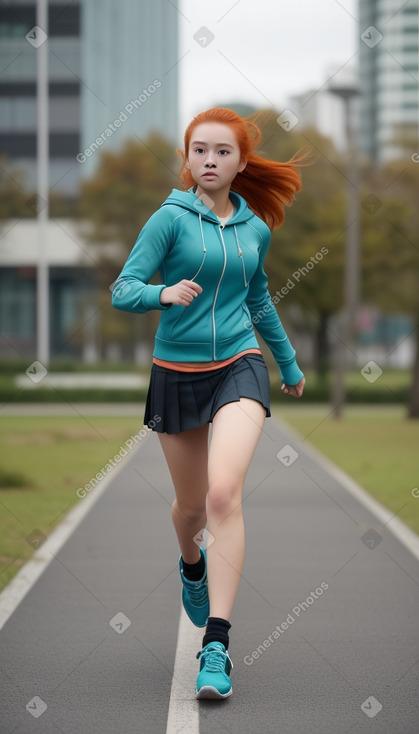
[{"xmin": 187, "ymin": 122, "xmax": 246, "ymax": 193}]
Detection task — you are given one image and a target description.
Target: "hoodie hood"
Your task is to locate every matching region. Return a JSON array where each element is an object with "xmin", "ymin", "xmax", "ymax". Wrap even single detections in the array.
[{"xmin": 161, "ymin": 186, "xmax": 255, "ymax": 225}]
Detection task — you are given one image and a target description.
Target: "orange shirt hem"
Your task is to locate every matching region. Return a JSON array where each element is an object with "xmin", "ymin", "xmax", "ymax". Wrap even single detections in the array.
[{"xmin": 152, "ymin": 348, "xmax": 262, "ymax": 373}]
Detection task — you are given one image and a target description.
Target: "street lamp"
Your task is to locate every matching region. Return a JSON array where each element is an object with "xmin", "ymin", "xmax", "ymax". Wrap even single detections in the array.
[
  {"xmin": 36, "ymin": 0, "xmax": 50, "ymax": 366},
  {"xmin": 328, "ymin": 81, "xmax": 360, "ymax": 418}
]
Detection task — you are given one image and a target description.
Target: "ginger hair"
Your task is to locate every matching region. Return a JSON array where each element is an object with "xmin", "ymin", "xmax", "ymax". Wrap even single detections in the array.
[{"xmin": 177, "ymin": 107, "xmax": 309, "ymax": 231}]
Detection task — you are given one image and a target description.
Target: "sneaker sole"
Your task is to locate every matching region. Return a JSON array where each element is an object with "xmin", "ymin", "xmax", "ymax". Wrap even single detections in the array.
[{"xmin": 195, "ymin": 685, "xmax": 232, "ymax": 700}]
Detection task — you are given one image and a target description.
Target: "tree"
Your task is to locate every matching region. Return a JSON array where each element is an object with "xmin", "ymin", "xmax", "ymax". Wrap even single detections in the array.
[
  {"xmin": 360, "ymin": 158, "xmax": 419, "ymax": 417},
  {"xmin": 78, "ymin": 133, "xmax": 179, "ymax": 251},
  {"xmin": 0, "ymin": 156, "xmax": 33, "ymax": 223},
  {"xmin": 251, "ymin": 111, "xmax": 418, "ymax": 393},
  {"xmin": 78, "ymin": 133, "xmax": 179, "ymax": 358}
]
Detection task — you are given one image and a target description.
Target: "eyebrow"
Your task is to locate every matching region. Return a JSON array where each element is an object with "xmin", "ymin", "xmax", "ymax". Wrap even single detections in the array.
[{"xmin": 191, "ymin": 141, "xmax": 234, "ymax": 148}]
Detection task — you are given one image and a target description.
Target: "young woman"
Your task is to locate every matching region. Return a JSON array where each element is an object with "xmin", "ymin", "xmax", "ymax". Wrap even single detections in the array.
[{"xmin": 112, "ymin": 107, "xmax": 306, "ymax": 699}]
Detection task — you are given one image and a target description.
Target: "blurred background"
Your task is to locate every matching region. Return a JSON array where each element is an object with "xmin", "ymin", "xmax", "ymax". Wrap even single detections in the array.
[
  {"xmin": 0, "ymin": 0, "xmax": 418, "ymax": 585},
  {"xmin": 1, "ymin": 0, "xmax": 418, "ymax": 409}
]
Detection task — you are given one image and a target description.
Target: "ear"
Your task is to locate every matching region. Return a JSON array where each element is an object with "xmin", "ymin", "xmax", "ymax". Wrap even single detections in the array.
[{"xmin": 238, "ymin": 158, "xmax": 247, "ymax": 173}]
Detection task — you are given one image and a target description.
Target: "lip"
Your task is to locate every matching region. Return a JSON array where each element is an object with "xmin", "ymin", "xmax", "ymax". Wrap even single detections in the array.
[{"xmin": 202, "ymin": 172, "xmax": 217, "ymax": 178}]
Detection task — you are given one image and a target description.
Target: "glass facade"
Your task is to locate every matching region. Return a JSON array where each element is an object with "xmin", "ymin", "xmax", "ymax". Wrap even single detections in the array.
[
  {"xmin": 0, "ymin": 1, "xmax": 81, "ymax": 195},
  {"xmin": 79, "ymin": 0, "xmax": 179, "ymax": 177},
  {"xmin": 359, "ymin": 0, "xmax": 419, "ymax": 163},
  {"xmin": 0, "ymin": 0, "xmax": 179, "ymax": 194},
  {"xmin": 0, "ymin": 266, "xmax": 95, "ymax": 357}
]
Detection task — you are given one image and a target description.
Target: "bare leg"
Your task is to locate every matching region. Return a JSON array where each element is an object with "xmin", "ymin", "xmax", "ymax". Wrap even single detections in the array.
[
  {"xmin": 158, "ymin": 424, "xmax": 209, "ymax": 564},
  {"xmin": 206, "ymin": 398, "xmax": 265, "ymax": 620}
]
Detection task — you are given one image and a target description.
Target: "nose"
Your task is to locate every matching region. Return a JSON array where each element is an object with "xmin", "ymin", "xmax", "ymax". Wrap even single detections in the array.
[{"xmin": 204, "ymin": 154, "xmax": 216, "ymax": 168}]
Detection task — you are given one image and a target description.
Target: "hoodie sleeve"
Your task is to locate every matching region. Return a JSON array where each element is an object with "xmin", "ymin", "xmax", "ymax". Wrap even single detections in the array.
[
  {"xmin": 111, "ymin": 207, "xmax": 174, "ymax": 313},
  {"xmin": 245, "ymin": 225, "xmax": 304, "ymax": 386}
]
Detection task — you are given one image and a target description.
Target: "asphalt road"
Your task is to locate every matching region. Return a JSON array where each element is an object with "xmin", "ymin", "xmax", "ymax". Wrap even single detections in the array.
[{"xmin": 0, "ymin": 414, "xmax": 418, "ymax": 734}]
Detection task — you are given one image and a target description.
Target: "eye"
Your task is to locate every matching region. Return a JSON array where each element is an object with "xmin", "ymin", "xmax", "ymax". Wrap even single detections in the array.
[
  {"xmin": 194, "ymin": 148, "xmax": 205, "ymax": 154},
  {"xmin": 218, "ymin": 149, "xmax": 229, "ymax": 155}
]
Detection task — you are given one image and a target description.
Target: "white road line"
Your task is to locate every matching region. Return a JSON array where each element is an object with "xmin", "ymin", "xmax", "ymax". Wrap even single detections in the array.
[
  {"xmin": 166, "ymin": 607, "xmax": 203, "ymax": 734},
  {"xmin": 0, "ymin": 442, "xmax": 143, "ymax": 631},
  {"xmin": 275, "ymin": 416, "xmax": 419, "ymax": 561}
]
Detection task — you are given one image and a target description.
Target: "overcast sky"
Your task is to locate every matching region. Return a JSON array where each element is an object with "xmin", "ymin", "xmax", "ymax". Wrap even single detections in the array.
[{"xmin": 178, "ymin": 0, "xmax": 358, "ymax": 135}]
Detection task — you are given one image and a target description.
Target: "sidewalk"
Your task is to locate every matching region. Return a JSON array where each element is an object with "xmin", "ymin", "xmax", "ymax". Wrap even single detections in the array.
[{"xmin": 0, "ymin": 415, "xmax": 418, "ymax": 733}]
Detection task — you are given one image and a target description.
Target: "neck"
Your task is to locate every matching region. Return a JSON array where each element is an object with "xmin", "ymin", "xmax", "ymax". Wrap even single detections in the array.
[{"xmin": 194, "ymin": 184, "xmax": 233, "ymax": 218}]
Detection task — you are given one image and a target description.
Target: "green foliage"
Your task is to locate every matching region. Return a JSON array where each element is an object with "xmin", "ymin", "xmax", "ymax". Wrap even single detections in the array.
[
  {"xmin": 78, "ymin": 133, "xmax": 180, "ymax": 254},
  {"xmin": 0, "ymin": 155, "xmax": 32, "ymax": 221},
  {"xmin": 76, "ymin": 133, "xmax": 180, "ymax": 352},
  {"xmin": 243, "ymin": 111, "xmax": 419, "ymax": 382}
]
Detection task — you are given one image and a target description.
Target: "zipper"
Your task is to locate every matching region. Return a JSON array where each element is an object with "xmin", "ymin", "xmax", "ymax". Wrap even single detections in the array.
[
  {"xmin": 212, "ymin": 224, "xmax": 227, "ymax": 360},
  {"xmin": 234, "ymin": 226, "xmax": 247, "ymax": 287}
]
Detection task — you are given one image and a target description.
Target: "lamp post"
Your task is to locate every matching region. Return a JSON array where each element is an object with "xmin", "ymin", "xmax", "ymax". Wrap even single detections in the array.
[
  {"xmin": 328, "ymin": 82, "xmax": 360, "ymax": 418},
  {"xmin": 36, "ymin": 0, "xmax": 50, "ymax": 366}
]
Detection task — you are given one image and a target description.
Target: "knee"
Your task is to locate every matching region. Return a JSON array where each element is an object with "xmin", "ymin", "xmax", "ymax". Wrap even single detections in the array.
[
  {"xmin": 206, "ymin": 479, "xmax": 242, "ymax": 519},
  {"xmin": 172, "ymin": 498, "xmax": 205, "ymax": 525}
]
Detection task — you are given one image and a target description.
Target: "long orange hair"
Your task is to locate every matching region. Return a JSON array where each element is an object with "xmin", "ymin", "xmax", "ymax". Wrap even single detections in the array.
[{"xmin": 177, "ymin": 107, "xmax": 309, "ymax": 231}]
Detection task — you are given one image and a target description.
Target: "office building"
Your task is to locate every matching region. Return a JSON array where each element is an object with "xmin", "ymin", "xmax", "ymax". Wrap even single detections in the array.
[
  {"xmin": 0, "ymin": 0, "xmax": 82, "ymax": 197},
  {"xmin": 358, "ymin": 0, "xmax": 419, "ymax": 163},
  {"xmin": 0, "ymin": 0, "xmax": 179, "ymax": 197},
  {"xmin": 0, "ymin": 0, "xmax": 179, "ymax": 358}
]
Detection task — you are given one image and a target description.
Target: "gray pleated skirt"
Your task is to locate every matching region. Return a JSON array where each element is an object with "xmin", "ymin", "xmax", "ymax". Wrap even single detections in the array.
[{"xmin": 144, "ymin": 353, "xmax": 271, "ymax": 434}]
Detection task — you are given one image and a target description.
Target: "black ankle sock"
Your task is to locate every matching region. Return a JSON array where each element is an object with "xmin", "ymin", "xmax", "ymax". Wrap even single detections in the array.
[
  {"xmin": 202, "ymin": 617, "xmax": 231, "ymax": 650},
  {"xmin": 181, "ymin": 550, "xmax": 205, "ymax": 582}
]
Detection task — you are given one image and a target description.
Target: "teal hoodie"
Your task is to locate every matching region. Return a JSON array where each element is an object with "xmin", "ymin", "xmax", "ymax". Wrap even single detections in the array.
[{"xmin": 111, "ymin": 187, "xmax": 304, "ymax": 385}]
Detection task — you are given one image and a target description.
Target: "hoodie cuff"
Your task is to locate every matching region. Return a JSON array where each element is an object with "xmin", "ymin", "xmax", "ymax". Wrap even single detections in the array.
[
  {"xmin": 144, "ymin": 284, "xmax": 171, "ymax": 310},
  {"xmin": 278, "ymin": 359, "xmax": 304, "ymax": 386}
]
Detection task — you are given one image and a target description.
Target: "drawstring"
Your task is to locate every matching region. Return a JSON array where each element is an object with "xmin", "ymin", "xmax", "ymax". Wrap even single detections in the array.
[
  {"xmin": 189, "ymin": 213, "xmax": 207, "ymax": 282},
  {"xmin": 199, "ymin": 213, "xmax": 207, "ymax": 253}
]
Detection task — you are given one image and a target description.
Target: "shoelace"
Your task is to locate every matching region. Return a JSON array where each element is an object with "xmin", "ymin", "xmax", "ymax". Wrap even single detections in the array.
[
  {"xmin": 196, "ymin": 646, "xmax": 233, "ymax": 672},
  {"xmin": 185, "ymin": 577, "xmax": 208, "ymax": 608}
]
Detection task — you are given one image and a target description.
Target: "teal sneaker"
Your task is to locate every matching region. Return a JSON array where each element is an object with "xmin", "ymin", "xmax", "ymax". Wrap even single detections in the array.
[
  {"xmin": 179, "ymin": 548, "xmax": 209, "ymax": 627},
  {"xmin": 195, "ymin": 641, "xmax": 233, "ymax": 699}
]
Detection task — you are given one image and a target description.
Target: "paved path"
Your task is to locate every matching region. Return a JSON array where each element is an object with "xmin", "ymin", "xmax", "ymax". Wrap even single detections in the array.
[{"xmin": 0, "ymin": 415, "xmax": 418, "ymax": 733}]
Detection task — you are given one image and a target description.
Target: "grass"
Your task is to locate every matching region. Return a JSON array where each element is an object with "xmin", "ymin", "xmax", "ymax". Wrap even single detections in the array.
[
  {"xmin": 272, "ymin": 404, "xmax": 419, "ymax": 536},
  {"xmin": 0, "ymin": 416, "xmax": 142, "ymax": 593}
]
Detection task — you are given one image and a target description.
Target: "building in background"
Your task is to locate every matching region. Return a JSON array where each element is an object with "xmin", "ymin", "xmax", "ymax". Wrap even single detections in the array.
[
  {"xmin": 0, "ymin": 219, "xmax": 98, "ymax": 358},
  {"xmin": 358, "ymin": 0, "xmax": 419, "ymax": 164},
  {"xmin": 0, "ymin": 0, "xmax": 179, "ymax": 198},
  {"xmin": 0, "ymin": 0, "xmax": 179, "ymax": 359},
  {"xmin": 80, "ymin": 0, "xmax": 178, "ymax": 179},
  {"xmin": 0, "ymin": 0, "xmax": 82, "ymax": 198}
]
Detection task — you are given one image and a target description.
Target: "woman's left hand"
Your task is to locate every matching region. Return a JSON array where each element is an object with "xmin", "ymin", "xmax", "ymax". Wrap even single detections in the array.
[{"xmin": 281, "ymin": 376, "xmax": 305, "ymax": 398}]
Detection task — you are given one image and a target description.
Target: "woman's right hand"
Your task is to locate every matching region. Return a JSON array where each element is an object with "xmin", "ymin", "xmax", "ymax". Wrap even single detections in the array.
[{"xmin": 160, "ymin": 279, "xmax": 203, "ymax": 307}]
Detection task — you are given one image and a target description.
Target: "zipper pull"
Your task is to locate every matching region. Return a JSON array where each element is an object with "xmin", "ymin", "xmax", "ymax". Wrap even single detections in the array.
[{"xmin": 234, "ymin": 226, "xmax": 243, "ymax": 256}]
